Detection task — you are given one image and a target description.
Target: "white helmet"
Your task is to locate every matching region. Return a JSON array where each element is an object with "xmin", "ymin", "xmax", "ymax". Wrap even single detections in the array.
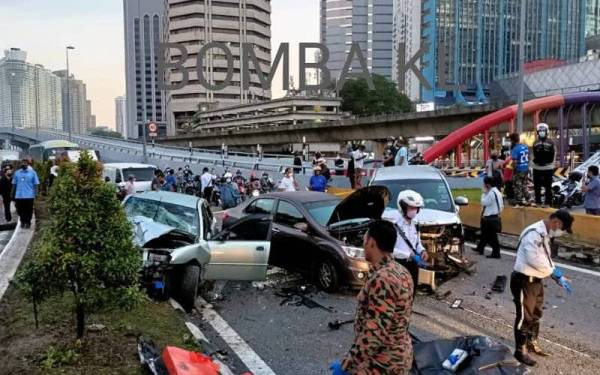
[
  {"xmin": 223, "ymin": 172, "xmax": 233, "ymax": 179},
  {"xmin": 536, "ymin": 123, "xmax": 549, "ymax": 132},
  {"xmin": 397, "ymin": 190, "xmax": 425, "ymax": 212}
]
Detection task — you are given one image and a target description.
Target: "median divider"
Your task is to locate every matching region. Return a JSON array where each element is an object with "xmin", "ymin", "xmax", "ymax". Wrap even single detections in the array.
[{"xmin": 459, "ymin": 203, "xmax": 600, "ymax": 247}]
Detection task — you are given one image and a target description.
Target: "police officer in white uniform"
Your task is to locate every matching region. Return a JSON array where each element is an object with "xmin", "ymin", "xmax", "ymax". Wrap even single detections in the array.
[
  {"xmin": 511, "ymin": 209, "xmax": 574, "ymax": 367},
  {"xmin": 386, "ymin": 190, "xmax": 429, "ymax": 296}
]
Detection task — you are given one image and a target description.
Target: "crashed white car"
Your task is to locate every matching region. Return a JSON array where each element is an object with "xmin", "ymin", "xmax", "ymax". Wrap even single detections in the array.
[{"xmin": 123, "ymin": 191, "xmax": 272, "ymax": 310}]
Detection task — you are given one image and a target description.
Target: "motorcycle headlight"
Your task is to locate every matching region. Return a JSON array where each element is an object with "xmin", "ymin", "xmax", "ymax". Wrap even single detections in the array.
[{"xmin": 342, "ymin": 246, "xmax": 365, "ymax": 259}]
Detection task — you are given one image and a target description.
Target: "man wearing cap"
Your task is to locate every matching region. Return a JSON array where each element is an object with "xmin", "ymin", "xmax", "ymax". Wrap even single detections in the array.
[
  {"xmin": 511, "ymin": 209, "xmax": 574, "ymax": 367},
  {"xmin": 309, "ymin": 166, "xmax": 327, "ymax": 192}
]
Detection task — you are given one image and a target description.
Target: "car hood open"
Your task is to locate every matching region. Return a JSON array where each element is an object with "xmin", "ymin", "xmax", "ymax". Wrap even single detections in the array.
[
  {"xmin": 327, "ymin": 186, "xmax": 391, "ymax": 227},
  {"xmin": 131, "ymin": 216, "xmax": 195, "ymax": 247}
]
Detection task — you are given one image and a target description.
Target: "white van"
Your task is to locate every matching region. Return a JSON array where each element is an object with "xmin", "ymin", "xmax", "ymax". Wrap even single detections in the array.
[{"xmin": 103, "ymin": 163, "xmax": 157, "ymax": 193}]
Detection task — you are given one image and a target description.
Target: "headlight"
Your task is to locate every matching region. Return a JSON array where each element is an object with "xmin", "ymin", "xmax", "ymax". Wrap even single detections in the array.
[{"xmin": 342, "ymin": 246, "xmax": 365, "ymax": 259}]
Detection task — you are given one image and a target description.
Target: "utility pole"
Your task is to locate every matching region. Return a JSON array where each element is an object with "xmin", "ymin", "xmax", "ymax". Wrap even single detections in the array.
[
  {"xmin": 516, "ymin": 0, "xmax": 527, "ymax": 134},
  {"xmin": 66, "ymin": 46, "xmax": 75, "ymax": 142}
]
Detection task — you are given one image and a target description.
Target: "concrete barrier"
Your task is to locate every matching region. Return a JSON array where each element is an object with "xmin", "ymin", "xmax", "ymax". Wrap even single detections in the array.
[{"xmin": 459, "ymin": 203, "xmax": 600, "ymax": 247}]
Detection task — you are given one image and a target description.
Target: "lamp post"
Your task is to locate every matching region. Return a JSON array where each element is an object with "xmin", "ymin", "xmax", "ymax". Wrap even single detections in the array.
[
  {"xmin": 66, "ymin": 46, "xmax": 75, "ymax": 142},
  {"xmin": 516, "ymin": 1, "xmax": 526, "ymax": 134}
]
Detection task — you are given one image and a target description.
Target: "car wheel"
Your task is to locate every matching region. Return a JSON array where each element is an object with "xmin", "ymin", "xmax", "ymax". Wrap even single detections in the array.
[
  {"xmin": 179, "ymin": 264, "xmax": 200, "ymax": 311},
  {"xmin": 314, "ymin": 258, "xmax": 340, "ymax": 292}
]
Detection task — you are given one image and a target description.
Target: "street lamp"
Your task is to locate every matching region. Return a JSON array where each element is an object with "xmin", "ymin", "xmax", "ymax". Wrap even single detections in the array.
[
  {"xmin": 516, "ymin": 1, "xmax": 526, "ymax": 134},
  {"xmin": 66, "ymin": 46, "xmax": 75, "ymax": 142}
]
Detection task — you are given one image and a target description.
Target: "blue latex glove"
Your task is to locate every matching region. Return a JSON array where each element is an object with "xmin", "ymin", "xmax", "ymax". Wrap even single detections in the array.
[
  {"xmin": 557, "ymin": 276, "xmax": 573, "ymax": 294},
  {"xmin": 330, "ymin": 361, "xmax": 349, "ymax": 375},
  {"xmin": 414, "ymin": 254, "xmax": 429, "ymax": 268},
  {"xmin": 552, "ymin": 267, "xmax": 563, "ymax": 280}
]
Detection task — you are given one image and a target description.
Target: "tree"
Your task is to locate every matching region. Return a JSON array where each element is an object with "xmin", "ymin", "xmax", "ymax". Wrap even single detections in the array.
[
  {"xmin": 90, "ymin": 128, "xmax": 123, "ymax": 139},
  {"xmin": 18, "ymin": 152, "xmax": 142, "ymax": 338},
  {"xmin": 339, "ymin": 74, "xmax": 412, "ymax": 116}
]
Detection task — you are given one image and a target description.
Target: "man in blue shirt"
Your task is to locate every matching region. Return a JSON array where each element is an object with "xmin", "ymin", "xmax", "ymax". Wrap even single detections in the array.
[
  {"xmin": 12, "ymin": 159, "xmax": 40, "ymax": 229},
  {"xmin": 309, "ymin": 166, "xmax": 327, "ymax": 192},
  {"xmin": 583, "ymin": 165, "xmax": 600, "ymax": 215},
  {"xmin": 510, "ymin": 133, "xmax": 531, "ymax": 206}
]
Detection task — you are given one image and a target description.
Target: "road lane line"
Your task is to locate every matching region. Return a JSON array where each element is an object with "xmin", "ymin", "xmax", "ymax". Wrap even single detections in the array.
[
  {"xmin": 464, "ymin": 242, "xmax": 600, "ymax": 278},
  {"xmin": 196, "ymin": 296, "xmax": 277, "ymax": 375}
]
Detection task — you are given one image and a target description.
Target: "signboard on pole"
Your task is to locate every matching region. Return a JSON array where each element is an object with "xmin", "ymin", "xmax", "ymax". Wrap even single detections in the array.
[{"xmin": 148, "ymin": 122, "xmax": 158, "ymax": 138}]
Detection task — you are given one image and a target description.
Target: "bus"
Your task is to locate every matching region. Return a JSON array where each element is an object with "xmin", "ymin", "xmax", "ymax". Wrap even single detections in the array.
[{"xmin": 28, "ymin": 140, "xmax": 99, "ymax": 162}]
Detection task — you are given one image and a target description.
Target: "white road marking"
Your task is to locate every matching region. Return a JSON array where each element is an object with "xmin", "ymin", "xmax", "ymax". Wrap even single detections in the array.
[
  {"xmin": 184, "ymin": 321, "xmax": 235, "ymax": 375},
  {"xmin": 196, "ymin": 296, "xmax": 277, "ymax": 375},
  {"xmin": 0, "ymin": 219, "xmax": 35, "ymax": 301},
  {"xmin": 464, "ymin": 242, "xmax": 600, "ymax": 278}
]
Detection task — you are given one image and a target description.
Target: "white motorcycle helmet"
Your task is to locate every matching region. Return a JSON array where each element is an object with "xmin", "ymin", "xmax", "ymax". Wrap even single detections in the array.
[
  {"xmin": 397, "ymin": 190, "xmax": 425, "ymax": 214},
  {"xmin": 223, "ymin": 172, "xmax": 233, "ymax": 179},
  {"xmin": 536, "ymin": 123, "xmax": 549, "ymax": 138}
]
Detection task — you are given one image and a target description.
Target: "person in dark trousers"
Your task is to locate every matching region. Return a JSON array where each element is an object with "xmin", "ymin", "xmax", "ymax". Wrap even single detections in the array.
[
  {"xmin": 582, "ymin": 165, "xmax": 600, "ymax": 215},
  {"xmin": 0, "ymin": 166, "xmax": 14, "ymax": 222},
  {"xmin": 474, "ymin": 176, "xmax": 504, "ymax": 258},
  {"xmin": 511, "ymin": 209, "xmax": 574, "ymax": 367},
  {"xmin": 532, "ymin": 123, "xmax": 555, "ymax": 207},
  {"xmin": 389, "ymin": 190, "xmax": 429, "ymax": 296},
  {"xmin": 330, "ymin": 220, "xmax": 414, "ymax": 375},
  {"xmin": 293, "ymin": 153, "xmax": 303, "ymax": 174},
  {"xmin": 347, "ymin": 149, "xmax": 356, "ymax": 189},
  {"xmin": 12, "ymin": 159, "xmax": 40, "ymax": 229}
]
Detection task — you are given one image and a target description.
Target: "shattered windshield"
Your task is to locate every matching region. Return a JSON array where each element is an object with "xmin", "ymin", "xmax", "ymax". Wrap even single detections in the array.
[
  {"xmin": 372, "ymin": 179, "xmax": 454, "ymax": 213},
  {"xmin": 123, "ymin": 197, "xmax": 199, "ymax": 237}
]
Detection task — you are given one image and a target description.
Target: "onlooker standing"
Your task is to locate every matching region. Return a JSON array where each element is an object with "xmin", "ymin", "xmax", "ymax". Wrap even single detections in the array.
[
  {"xmin": 510, "ymin": 133, "xmax": 530, "ymax": 206},
  {"xmin": 486, "ymin": 151, "xmax": 503, "ymax": 189},
  {"xmin": 200, "ymin": 167, "xmax": 214, "ymax": 199},
  {"xmin": 0, "ymin": 166, "xmax": 13, "ymax": 222},
  {"xmin": 351, "ymin": 145, "xmax": 367, "ymax": 188},
  {"xmin": 125, "ymin": 175, "xmax": 136, "ymax": 196},
  {"xmin": 12, "ymin": 159, "xmax": 40, "ymax": 229},
  {"xmin": 166, "ymin": 169, "xmax": 177, "ymax": 192},
  {"xmin": 330, "ymin": 220, "xmax": 414, "ymax": 375},
  {"xmin": 475, "ymin": 176, "xmax": 504, "ymax": 258},
  {"xmin": 293, "ymin": 153, "xmax": 303, "ymax": 174},
  {"xmin": 278, "ymin": 167, "xmax": 298, "ymax": 192},
  {"xmin": 309, "ymin": 166, "xmax": 327, "ymax": 192},
  {"xmin": 48, "ymin": 162, "xmax": 59, "ymax": 189},
  {"xmin": 383, "ymin": 137, "xmax": 398, "ymax": 167},
  {"xmin": 582, "ymin": 165, "xmax": 600, "ymax": 215},
  {"xmin": 176, "ymin": 167, "xmax": 184, "ymax": 192},
  {"xmin": 532, "ymin": 123, "xmax": 555, "ymax": 207},
  {"xmin": 347, "ymin": 151, "xmax": 356, "ymax": 189},
  {"xmin": 334, "ymin": 154, "xmax": 345, "ymax": 176},
  {"xmin": 395, "ymin": 138, "xmax": 409, "ymax": 166},
  {"xmin": 151, "ymin": 170, "xmax": 162, "ymax": 191},
  {"xmin": 501, "ymin": 147, "xmax": 514, "ymax": 200}
]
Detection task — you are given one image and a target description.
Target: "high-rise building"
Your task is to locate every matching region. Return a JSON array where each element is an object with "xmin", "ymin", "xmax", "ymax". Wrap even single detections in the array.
[
  {"xmin": 587, "ymin": 0, "xmax": 600, "ymax": 38},
  {"xmin": 406, "ymin": 0, "xmax": 587, "ymax": 104},
  {"xmin": 164, "ymin": 0, "xmax": 272, "ymax": 135},
  {"xmin": 115, "ymin": 96, "xmax": 127, "ymax": 138},
  {"xmin": 320, "ymin": 0, "xmax": 394, "ymax": 81},
  {"xmin": 392, "ymin": 0, "xmax": 421, "ymax": 100},
  {"xmin": 54, "ymin": 70, "xmax": 94, "ymax": 135},
  {"xmin": 123, "ymin": 0, "xmax": 167, "ymax": 139},
  {"xmin": 0, "ymin": 48, "xmax": 63, "ymax": 131}
]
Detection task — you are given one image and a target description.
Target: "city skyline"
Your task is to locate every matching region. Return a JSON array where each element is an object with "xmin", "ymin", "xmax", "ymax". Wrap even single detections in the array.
[{"xmin": 0, "ymin": 0, "xmax": 319, "ymax": 129}]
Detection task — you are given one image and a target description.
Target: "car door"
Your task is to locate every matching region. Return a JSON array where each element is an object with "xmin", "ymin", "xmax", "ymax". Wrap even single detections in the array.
[
  {"xmin": 203, "ymin": 216, "xmax": 272, "ymax": 281},
  {"xmin": 270, "ymin": 199, "xmax": 315, "ymax": 271}
]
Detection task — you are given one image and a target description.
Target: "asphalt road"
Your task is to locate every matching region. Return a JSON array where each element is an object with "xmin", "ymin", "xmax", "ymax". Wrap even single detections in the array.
[{"xmin": 188, "ymin": 246, "xmax": 600, "ymax": 375}]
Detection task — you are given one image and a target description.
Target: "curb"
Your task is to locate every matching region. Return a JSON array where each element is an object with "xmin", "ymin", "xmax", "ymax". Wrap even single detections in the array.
[{"xmin": 0, "ymin": 217, "xmax": 36, "ymax": 301}]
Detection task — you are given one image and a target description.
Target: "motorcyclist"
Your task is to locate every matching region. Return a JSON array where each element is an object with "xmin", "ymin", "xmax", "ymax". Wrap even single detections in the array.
[
  {"xmin": 183, "ymin": 165, "xmax": 194, "ymax": 183},
  {"xmin": 259, "ymin": 172, "xmax": 274, "ymax": 194},
  {"xmin": 309, "ymin": 166, "xmax": 327, "ymax": 192},
  {"xmin": 532, "ymin": 123, "xmax": 555, "ymax": 207},
  {"xmin": 220, "ymin": 175, "xmax": 241, "ymax": 209},
  {"xmin": 233, "ymin": 170, "xmax": 247, "ymax": 199}
]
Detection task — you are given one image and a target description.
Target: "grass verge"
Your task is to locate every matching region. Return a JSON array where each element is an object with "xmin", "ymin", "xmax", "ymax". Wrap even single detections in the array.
[
  {"xmin": 0, "ymin": 198, "xmax": 197, "ymax": 374},
  {"xmin": 452, "ymin": 188, "xmax": 481, "ymax": 204}
]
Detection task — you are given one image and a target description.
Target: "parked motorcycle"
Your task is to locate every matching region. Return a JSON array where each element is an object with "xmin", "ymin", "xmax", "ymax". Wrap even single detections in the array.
[{"xmin": 552, "ymin": 171, "xmax": 585, "ymax": 208}]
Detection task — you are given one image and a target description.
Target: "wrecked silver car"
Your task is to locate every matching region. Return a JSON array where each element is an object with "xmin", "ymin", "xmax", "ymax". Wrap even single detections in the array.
[{"xmin": 123, "ymin": 191, "xmax": 272, "ymax": 310}]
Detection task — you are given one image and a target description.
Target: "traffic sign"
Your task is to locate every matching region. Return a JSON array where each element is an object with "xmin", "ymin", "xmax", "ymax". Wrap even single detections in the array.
[{"xmin": 148, "ymin": 122, "xmax": 158, "ymax": 138}]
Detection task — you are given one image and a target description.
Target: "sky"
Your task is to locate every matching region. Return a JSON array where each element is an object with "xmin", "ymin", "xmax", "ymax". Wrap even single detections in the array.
[{"xmin": 0, "ymin": 0, "xmax": 319, "ymax": 129}]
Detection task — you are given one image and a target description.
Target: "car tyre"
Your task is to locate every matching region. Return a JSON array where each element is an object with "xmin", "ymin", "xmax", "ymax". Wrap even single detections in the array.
[
  {"xmin": 314, "ymin": 258, "xmax": 340, "ymax": 292},
  {"xmin": 179, "ymin": 264, "xmax": 200, "ymax": 311}
]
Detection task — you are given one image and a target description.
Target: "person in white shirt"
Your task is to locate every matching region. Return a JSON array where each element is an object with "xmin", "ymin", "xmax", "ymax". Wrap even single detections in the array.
[
  {"xmin": 510, "ymin": 209, "xmax": 574, "ymax": 367},
  {"xmin": 351, "ymin": 145, "xmax": 367, "ymax": 188},
  {"xmin": 124, "ymin": 175, "xmax": 136, "ymax": 196},
  {"xmin": 200, "ymin": 167, "xmax": 214, "ymax": 199},
  {"xmin": 278, "ymin": 167, "xmax": 298, "ymax": 192},
  {"xmin": 385, "ymin": 190, "xmax": 429, "ymax": 296},
  {"xmin": 475, "ymin": 176, "xmax": 504, "ymax": 258}
]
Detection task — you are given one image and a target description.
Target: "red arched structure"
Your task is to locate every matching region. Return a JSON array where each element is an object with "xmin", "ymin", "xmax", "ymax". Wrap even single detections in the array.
[{"xmin": 423, "ymin": 92, "xmax": 600, "ymax": 164}]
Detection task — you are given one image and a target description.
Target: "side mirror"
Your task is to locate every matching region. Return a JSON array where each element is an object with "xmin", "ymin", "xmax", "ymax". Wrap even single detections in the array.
[
  {"xmin": 454, "ymin": 196, "xmax": 469, "ymax": 206},
  {"xmin": 293, "ymin": 222, "xmax": 309, "ymax": 232}
]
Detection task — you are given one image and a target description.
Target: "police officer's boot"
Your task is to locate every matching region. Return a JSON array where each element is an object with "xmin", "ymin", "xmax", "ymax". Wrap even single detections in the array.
[
  {"xmin": 528, "ymin": 339, "xmax": 551, "ymax": 357},
  {"xmin": 514, "ymin": 347, "xmax": 538, "ymax": 367}
]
